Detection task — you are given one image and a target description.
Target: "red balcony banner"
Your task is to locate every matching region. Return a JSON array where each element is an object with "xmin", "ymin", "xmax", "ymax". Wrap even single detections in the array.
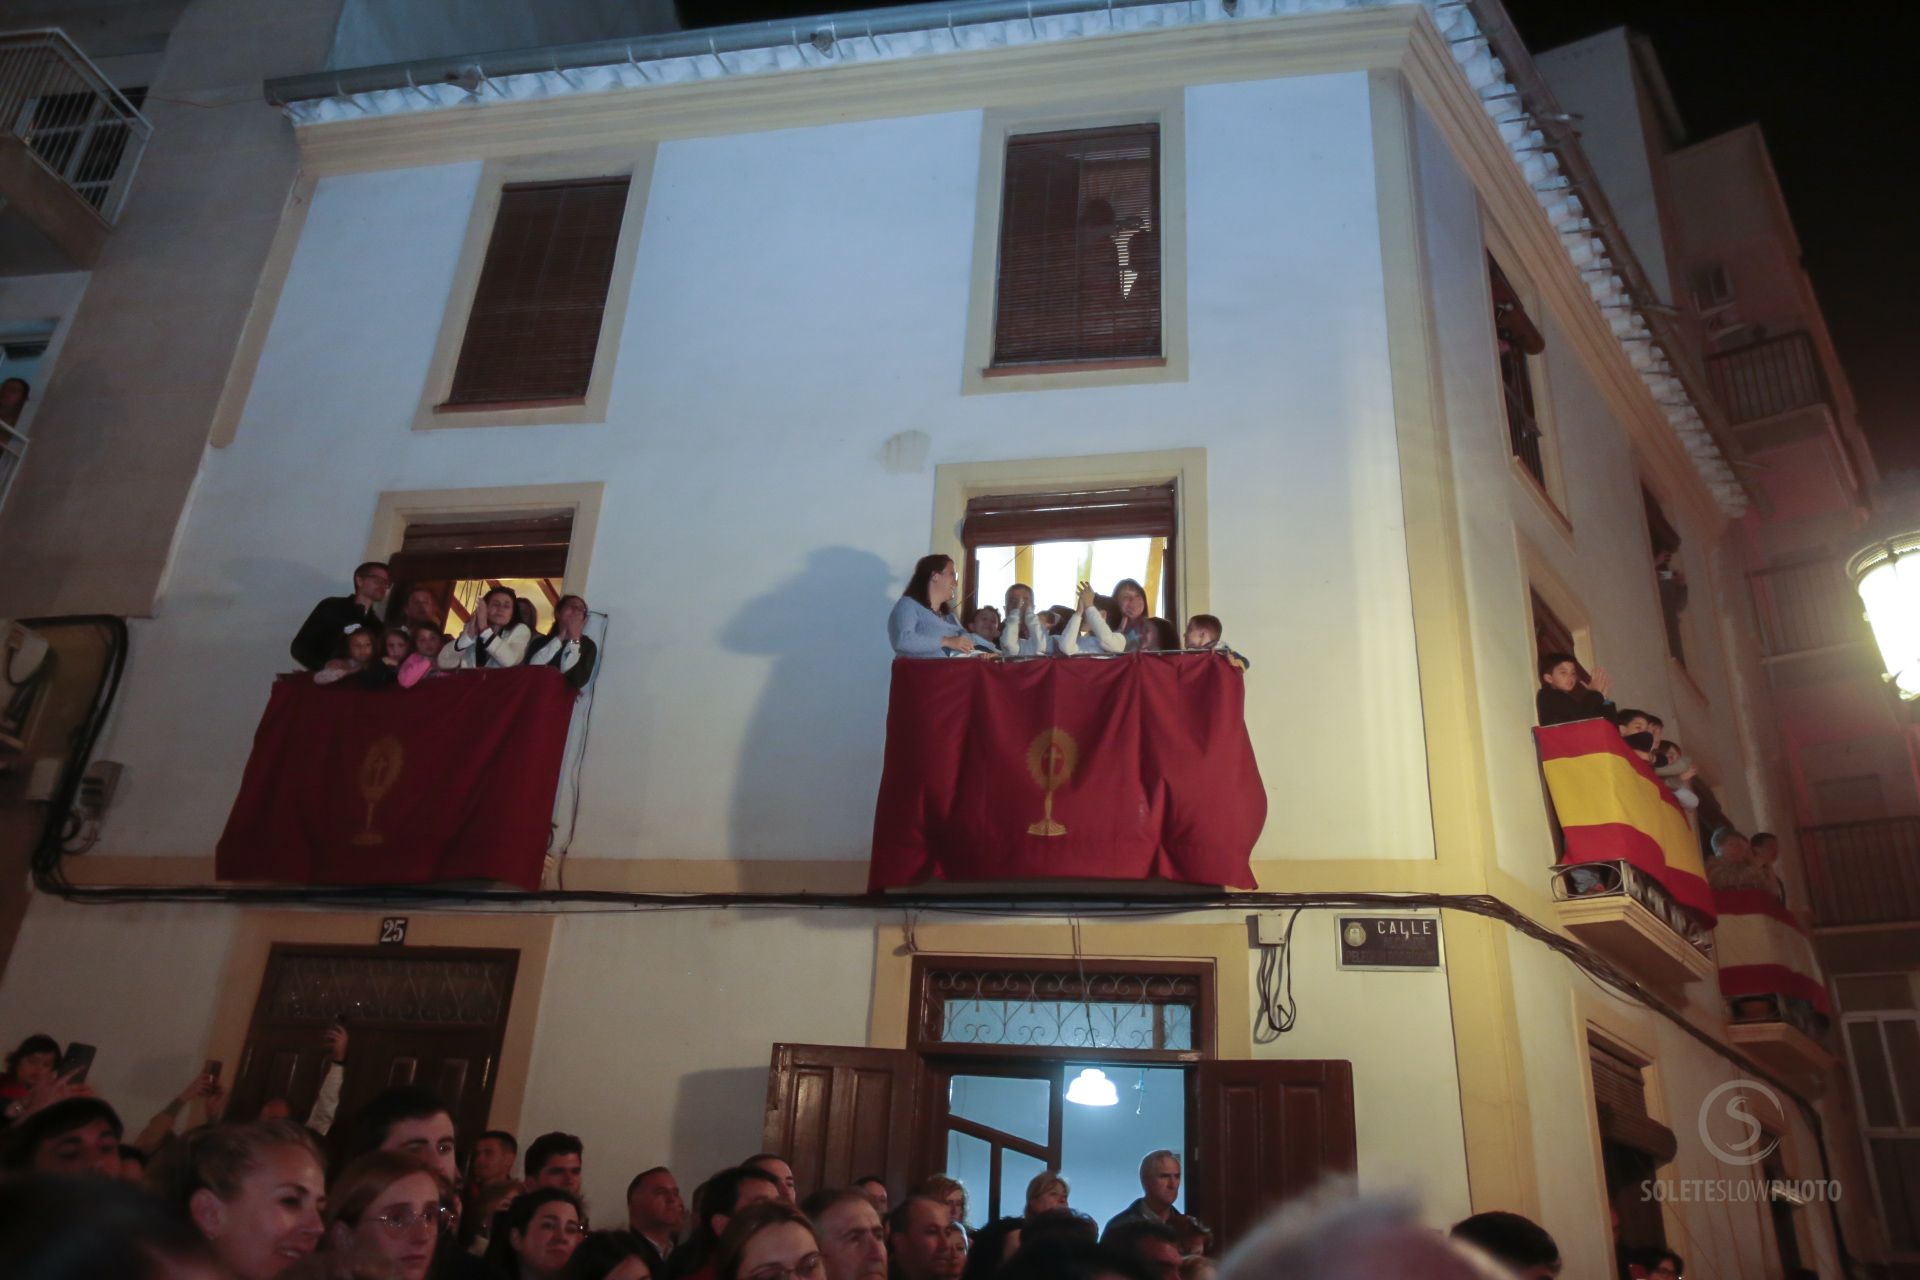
[
  {"xmin": 1711, "ymin": 887, "xmax": 1831, "ymax": 1015},
  {"xmin": 1534, "ymin": 718, "xmax": 1716, "ymax": 925},
  {"xmin": 869, "ymin": 654, "xmax": 1266, "ymax": 890},
  {"xmin": 215, "ymin": 669, "xmax": 574, "ymax": 890}
]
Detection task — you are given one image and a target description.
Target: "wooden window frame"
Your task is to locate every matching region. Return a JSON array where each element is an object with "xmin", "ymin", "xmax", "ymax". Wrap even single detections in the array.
[
  {"xmin": 962, "ymin": 95, "xmax": 1187, "ymax": 395},
  {"xmin": 1490, "ymin": 254, "xmax": 1548, "ymax": 486},
  {"xmin": 414, "ymin": 148, "xmax": 654, "ymax": 431},
  {"xmin": 958, "ymin": 482, "xmax": 1179, "ymax": 626},
  {"xmin": 907, "ymin": 955, "xmax": 1214, "ymax": 1063}
]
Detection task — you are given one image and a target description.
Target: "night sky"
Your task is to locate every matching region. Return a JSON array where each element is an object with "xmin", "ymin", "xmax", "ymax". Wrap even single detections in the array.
[{"xmin": 677, "ymin": 1, "xmax": 1916, "ymax": 473}]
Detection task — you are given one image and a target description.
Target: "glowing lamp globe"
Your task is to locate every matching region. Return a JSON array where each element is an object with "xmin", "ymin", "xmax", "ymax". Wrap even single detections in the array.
[
  {"xmin": 1848, "ymin": 534, "xmax": 1920, "ymax": 700},
  {"xmin": 1065, "ymin": 1068, "xmax": 1118, "ymax": 1107}
]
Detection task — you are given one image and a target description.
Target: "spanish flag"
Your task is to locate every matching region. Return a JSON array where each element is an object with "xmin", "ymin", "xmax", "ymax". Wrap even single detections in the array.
[
  {"xmin": 1713, "ymin": 887, "xmax": 1830, "ymax": 1015},
  {"xmin": 1534, "ymin": 719, "xmax": 1715, "ymax": 925}
]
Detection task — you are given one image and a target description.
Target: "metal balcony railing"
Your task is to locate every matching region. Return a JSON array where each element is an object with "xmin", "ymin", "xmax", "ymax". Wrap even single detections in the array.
[
  {"xmin": 1, "ymin": 29, "xmax": 151, "ymax": 223},
  {"xmin": 1747, "ymin": 559, "xmax": 1869, "ymax": 657},
  {"xmin": 1707, "ymin": 332, "xmax": 1832, "ymax": 426},
  {"xmin": 1800, "ymin": 818, "xmax": 1920, "ymax": 928}
]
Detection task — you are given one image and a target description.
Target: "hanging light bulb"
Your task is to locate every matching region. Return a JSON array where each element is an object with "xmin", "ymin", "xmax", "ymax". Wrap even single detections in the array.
[{"xmin": 1065, "ymin": 1068, "xmax": 1118, "ymax": 1107}]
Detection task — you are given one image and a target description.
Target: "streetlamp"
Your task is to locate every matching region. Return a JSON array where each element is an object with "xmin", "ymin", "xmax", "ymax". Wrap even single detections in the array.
[{"xmin": 1847, "ymin": 533, "xmax": 1920, "ymax": 699}]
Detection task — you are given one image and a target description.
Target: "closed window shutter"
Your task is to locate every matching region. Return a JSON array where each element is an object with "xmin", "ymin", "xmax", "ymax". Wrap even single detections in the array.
[
  {"xmin": 388, "ymin": 513, "xmax": 575, "ymax": 582},
  {"xmin": 961, "ymin": 484, "xmax": 1176, "ymax": 546},
  {"xmin": 992, "ymin": 125, "xmax": 1161, "ymax": 366},
  {"xmin": 1590, "ymin": 1043, "xmax": 1678, "ymax": 1164},
  {"xmin": 446, "ymin": 177, "xmax": 631, "ymax": 406}
]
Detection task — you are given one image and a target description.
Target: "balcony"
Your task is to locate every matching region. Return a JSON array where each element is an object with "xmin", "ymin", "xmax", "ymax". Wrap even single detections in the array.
[
  {"xmin": 1712, "ymin": 875, "xmax": 1836, "ymax": 1089},
  {"xmin": 1748, "ymin": 559, "xmax": 1871, "ymax": 659},
  {"xmin": 1706, "ymin": 332, "xmax": 1832, "ymax": 427},
  {"xmin": 1800, "ymin": 819, "xmax": 1920, "ymax": 929},
  {"xmin": 1535, "ymin": 720, "xmax": 1717, "ymax": 993},
  {"xmin": 0, "ymin": 29, "xmax": 151, "ymax": 273},
  {"xmin": 1800, "ymin": 818, "xmax": 1920, "ymax": 975},
  {"xmin": 869, "ymin": 654, "xmax": 1265, "ymax": 890}
]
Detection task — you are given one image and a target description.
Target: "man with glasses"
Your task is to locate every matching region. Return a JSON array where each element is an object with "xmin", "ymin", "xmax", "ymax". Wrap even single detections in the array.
[{"xmin": 290, "ymin": 560, "xmax": 391, "ymax": 671}]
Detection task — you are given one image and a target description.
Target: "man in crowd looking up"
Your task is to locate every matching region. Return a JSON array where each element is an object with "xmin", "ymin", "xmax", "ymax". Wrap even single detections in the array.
[
  {"xmin": 0, "ymin": 1096, "xmax": 124, "ymax": 1176},
  {"xmin": 745, "ymin": 1152, "xmax": 797, "ymax": 1203},
  {"xmin": 525, "ymin": 1131, "xmax": 584, "ymax": 1195},
  {"xmin": 335, "ymin": 1085, "xmax": 459, "ymax": 1185},
  {"xmin": 1449, "ymin": 1211, "xmax": 1562, "ymax": 1279},
  {"xmin": 1104, "ymin": 1220, "xmax": 1182, "ymax": 1280},
  {"xmin": 1102, "ymin": 1150, "xmax": 1189, "ymax": 1243},
  {"xmin": 471, "ymin": 1129, "xmax": 519, "ymax": 1190},
  {"xmin": 672, "ymin": 1165, "xmax": 783, "ymax": 1280},
  {"xmin": 802, "ymin": 1187, "xmax": 889, "ymax": 1280},
  {"xmin": 854, "ymin": 1176, "xmax": 889, "ymax": 1217},
  {"xmin": 889, "ymin": 1197, "xmax": 958, "ymax": 1280},
  {"xmin": 628, "ymin": 1165, "xmax": 687, "ymax": 1272},
  {"xmin": 291, "ymin": 562, "xmax": 390, "ymax": 671}
]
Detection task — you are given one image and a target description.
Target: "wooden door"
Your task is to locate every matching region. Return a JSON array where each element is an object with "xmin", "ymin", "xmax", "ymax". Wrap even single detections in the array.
[
  {"xmin": 232, "ymin": 944, "xmax": 519, "ymax": 1153},
  {"xmin": 1191, "ymin": 1059, "xmax": 1356, "ymax": 1248},
  {"xmin": 763, "ymin": 1044, "xmax": 923, "ymax": 1201},
  {"xmin": 924, "ymin": 1057, "xmax": 1063, "ymax": 1222}
]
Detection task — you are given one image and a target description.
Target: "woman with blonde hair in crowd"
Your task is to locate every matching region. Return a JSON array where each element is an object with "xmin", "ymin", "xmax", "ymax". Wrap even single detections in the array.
[
  {"xmin": 147, "ymin": 1119, "xmax": 328, "ymax": 1280},
  {"xmin": 1024, "ymin": 1172, "xmax": 1069, "ymax": 1217},
  {"xmin": 323, "ymin": 1150, "xmax": 448, "ymax": 1280}
]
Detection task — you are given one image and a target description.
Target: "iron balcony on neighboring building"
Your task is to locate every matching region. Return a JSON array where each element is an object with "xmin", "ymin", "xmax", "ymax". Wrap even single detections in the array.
[{"xmin": 0, "ymin": 29, "xmax": 151, "ymax": 273}]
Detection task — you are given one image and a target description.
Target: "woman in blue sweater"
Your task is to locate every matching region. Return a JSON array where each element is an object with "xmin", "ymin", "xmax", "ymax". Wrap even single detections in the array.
[{"xmin": 888, "ymin": 554, "xmax": 984, "ymax": 657}]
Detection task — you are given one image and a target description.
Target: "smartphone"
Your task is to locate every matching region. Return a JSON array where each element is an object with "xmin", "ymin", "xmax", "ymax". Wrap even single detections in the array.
[
  {"xmin": 203, "ymin": 1059, "xmax": 223, "ymax": 1083},
  {"xmin": 58, "ymin": 1042, "xmax": 97, "ymax": 1084}
]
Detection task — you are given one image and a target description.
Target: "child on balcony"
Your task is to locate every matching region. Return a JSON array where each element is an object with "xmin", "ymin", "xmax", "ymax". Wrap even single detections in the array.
[
  {"xmin": 1182, "ymin": 614, "xmax": 1251, "ymax": 670},
  {"xmin": 400, "ymin": 624, "xmax": 446, "ymax": 688},
  {"xmin": 358, "ymin": 626, "xmax": 414, "ymax": 688},
  {"xmin": 314, "ymin": 626, "xmax": 374, "ymax": 685},
  {"xmin": 998, "ymin": 584, "xmax": 1049, "ymax": 657},
  {"xmin": 1535, "ymin": 652, "xmax": 1612, "ymax": 725}
]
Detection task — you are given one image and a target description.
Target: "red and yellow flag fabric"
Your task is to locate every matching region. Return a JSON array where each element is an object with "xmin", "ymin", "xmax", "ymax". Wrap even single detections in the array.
[
  {"xmin": 870, "ymin": 654, "xmax": 1266, "ymax": 890},
  {"xmin": 1534, "ymin": 718, "xmax": 1715, "ymax": 925},
  {"xmin": 1712, "ymin": 887, "xmax": 1830, "ymax": 1015}
]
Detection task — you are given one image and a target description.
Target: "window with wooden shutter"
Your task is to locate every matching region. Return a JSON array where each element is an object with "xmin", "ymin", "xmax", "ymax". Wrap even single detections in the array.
[
  {"xmin": 387, "ymin": 513, "xmax": 575, "ymax": 635},
  {"xmin": 1491, "ymin": 256, "xmax": 1546, "ymax": 485},
  {"xmin": 444, "ymin": 178, "xmax": 631, "ymax": 408},
  {"xmin": 992, "ymin": 125, "xmax": 1161, "ymax": 368},
  {"xmin": 960, "ymin": 484, "xmax": 1177, "ymax": 624},
  {"xmin": 1589, "ymin": 1039, "xmax": 1673, "ymax": 1259}
]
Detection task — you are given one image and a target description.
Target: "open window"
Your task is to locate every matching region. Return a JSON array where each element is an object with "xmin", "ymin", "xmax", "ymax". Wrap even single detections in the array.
[
  {"xmin": 1589, "ymin": 1039, "xmax": 1675, "ymax": 1265},
  {"xmin": 1643, "ymin": 489, "xmax": 1689, "ymax": 667},
  {"xmin": 1491, "ymin": 256, "xmax": 1548, "ymax": 487},
  {"xmin": 386, "ymin": 512, "xmax": 574, "ymax": 636},
  {"xmin": 960, "ymin": 484, "xmax": 1177, "ymax": 628}
]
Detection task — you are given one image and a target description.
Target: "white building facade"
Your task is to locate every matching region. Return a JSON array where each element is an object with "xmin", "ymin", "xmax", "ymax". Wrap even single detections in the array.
[{"xmin": 0, "ymin": 1, "xmax": 1887, "ymax": 1273}]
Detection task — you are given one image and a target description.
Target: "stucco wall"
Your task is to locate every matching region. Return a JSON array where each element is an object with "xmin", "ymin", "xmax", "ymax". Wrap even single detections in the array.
[{"xmin": 90, "ymin": 70, "xmax": 1432, "ymax": 869}]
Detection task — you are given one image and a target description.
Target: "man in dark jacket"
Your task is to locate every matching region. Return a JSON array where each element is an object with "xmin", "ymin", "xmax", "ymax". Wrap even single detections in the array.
[
  {"xmin": 527, "ymin": 594, "xmax": 597, "ymax": 691},
  {"xmin": 290, "ymin": 561, "xmax": 391, "ymax": 670}
]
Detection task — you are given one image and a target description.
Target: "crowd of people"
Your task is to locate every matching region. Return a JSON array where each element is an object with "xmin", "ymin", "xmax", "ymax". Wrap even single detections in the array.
[
  {"xmin": 1535, "ymin": 651, "xmax": 1790, "ymax": 906},
  {"xmin": 887, "ymin": 555, "xmax": 1246, "ymax": 668},
  {"xmin": 0, "ymin": 1028, "xmax": 1618, "ymax": 1280},
  {"xmin": 290, "ymin": 563, "xmax": 597, "ymax": 692}
]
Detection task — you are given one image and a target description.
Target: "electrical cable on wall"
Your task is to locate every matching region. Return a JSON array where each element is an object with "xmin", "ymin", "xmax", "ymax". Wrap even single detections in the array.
[
  {"xmin": 1253, "ymin": 907, "xmax": 1300, "ymax": 1042},
  {"xmin": 546, "ymin": 608, "xmax": 611, "ymax": 891}
]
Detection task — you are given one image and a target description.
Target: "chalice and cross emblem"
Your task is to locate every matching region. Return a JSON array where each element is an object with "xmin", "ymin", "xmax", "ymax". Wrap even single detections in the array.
[{"xmin": 1025, "ymin": 726, "xmax": 1078, "ymax": 837}]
